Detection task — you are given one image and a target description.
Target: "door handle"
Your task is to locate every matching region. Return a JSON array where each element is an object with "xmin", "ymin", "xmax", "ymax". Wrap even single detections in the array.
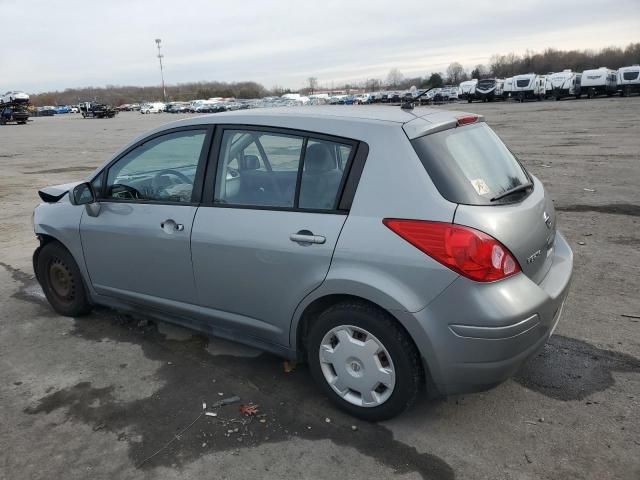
[
  {"xmin": 160, "ymin": 219, "xmax": 184, "ymax": 233},
  {"xmin": 290, "ymin": 230, "xmax": 326, "ymax": 245}
]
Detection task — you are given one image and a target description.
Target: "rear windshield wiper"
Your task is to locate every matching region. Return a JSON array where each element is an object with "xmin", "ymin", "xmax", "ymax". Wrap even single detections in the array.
[{"xmin": 490, "ymin": 182, "xmax": 533, "ymax": 202}]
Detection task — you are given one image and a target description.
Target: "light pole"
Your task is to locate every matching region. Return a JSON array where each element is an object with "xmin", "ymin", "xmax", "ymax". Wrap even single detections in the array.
[{"xmin": 155, "ymin": 38, "xmax": 167, "ymax": 102}]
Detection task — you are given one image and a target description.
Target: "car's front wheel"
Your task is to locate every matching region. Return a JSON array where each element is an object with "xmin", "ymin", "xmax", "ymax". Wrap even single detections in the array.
[
  {"xmin": 307, "ymin": 302, "xmax": 423, "ymax": 421},
  {"xmin": 37, "ymin": 242, "xmax": 92, "ymax": 317}
]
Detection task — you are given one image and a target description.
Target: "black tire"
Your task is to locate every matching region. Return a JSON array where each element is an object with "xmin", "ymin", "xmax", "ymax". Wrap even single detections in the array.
[
  {"xmin": 307, "ymin": 301, "xmax": 423, "ymax": 421},
  {"xmin": 37, "ymin": 242, "xmax": 92, "ymax": 317}
]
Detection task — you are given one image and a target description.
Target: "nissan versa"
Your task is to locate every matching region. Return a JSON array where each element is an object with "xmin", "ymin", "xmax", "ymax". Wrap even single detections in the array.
[{"xmin": 32, "ymin": 106, "xmax": 573, "ymax": 420}]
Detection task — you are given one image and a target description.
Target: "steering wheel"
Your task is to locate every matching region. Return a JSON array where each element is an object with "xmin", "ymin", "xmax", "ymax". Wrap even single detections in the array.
[
  {"xmin": 153, "ymin": 169, "xmax": 192, "ymax": 185},
  {"xmin": 109, "ymin": 183, "xmax": 143, "ymax": 200}
]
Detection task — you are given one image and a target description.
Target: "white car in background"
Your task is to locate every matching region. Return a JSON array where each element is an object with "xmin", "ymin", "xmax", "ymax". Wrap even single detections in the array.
[
  {"xmin": 1, "ymin": 90, "xmax": 29, "ymax": 105},
  {"xmin": 141, "ymin": 102, "xmax": 165, "ymax": 114}
]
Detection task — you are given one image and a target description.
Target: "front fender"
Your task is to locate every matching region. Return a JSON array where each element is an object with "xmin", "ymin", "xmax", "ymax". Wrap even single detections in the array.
[{"xmin": 33, "ymin": 200, "xmax": 96, "ymax": 299}]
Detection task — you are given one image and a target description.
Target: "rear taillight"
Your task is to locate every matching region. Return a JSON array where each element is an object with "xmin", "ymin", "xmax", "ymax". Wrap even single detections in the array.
[
  {"xmin": 383, "ymin": 219, "xmax": 521, "ymax": 282},
  {"xmin": 456, "ymin": 114, "xmax": 479, "ymax": 126}
]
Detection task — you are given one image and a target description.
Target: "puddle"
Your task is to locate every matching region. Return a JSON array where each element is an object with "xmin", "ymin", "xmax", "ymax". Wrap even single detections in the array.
[
  {"xmin": 555, "ymin": 203, "xmax": 640, "ymax": 217},
  {"xmin": 515, "ymin": 335, "xmax": 640, "ymax": 401}
]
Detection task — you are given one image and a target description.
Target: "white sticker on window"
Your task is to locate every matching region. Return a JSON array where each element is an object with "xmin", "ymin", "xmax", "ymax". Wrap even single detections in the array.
[{"xmin": 471, "ymin": 178, "xmax": 491, "ymax": 195}]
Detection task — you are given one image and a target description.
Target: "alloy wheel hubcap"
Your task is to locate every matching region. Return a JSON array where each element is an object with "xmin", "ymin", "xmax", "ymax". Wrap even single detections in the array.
[{"xmin": 319, "ymin": 325, "xmax": 395, "ymax": 407}]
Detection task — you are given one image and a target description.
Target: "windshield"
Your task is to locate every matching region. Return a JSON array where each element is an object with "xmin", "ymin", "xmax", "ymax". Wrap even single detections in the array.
[
  {"xmin": 411, "ymin": 123, "xmax": 531, "ymax": 205},
  {"xmin": 623, "ymin": 71, "xmax": 639, "ymax": 81}
]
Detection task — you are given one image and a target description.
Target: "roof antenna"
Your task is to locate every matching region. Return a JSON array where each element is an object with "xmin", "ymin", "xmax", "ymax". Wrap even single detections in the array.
[{"xmin": 401, "ymin": 87, "xmax": 436, "ymax": 110}]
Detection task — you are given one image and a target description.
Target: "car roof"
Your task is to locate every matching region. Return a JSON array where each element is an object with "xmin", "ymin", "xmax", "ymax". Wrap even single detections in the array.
[{"xmin": 175, "ymin": 105, "xmax": 469, "ymax": 126}]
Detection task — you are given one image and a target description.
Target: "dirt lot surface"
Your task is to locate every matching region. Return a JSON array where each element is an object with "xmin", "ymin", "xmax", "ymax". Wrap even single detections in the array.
[{"xmin": 1, "ymin": 98, "xmax": 639, "ymax": 480}]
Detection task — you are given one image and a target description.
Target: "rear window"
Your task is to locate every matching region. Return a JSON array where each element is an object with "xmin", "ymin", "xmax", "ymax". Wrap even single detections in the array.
[{"xmin": 411, "ymin": 123, "xmax": 531, "ymax": 205}]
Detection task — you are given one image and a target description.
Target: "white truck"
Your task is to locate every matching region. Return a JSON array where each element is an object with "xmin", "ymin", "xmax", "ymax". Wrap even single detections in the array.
[
  {"xmin": 617, "ymin": 65, "xmax": 640, "ymax": 97},
  {"xmin": 580, "ymin": 67, "xmax": 617, "ymax": 98},
  {"xmin": 511, "ymin": 74, "xmax": 547, "ymax": 101},
  {"xmin": 546, "ymin": 70, "xmax": 582, "ymax": 100},
  {"xmin": 458, "ymin": 79, "xmax": 477, "ymax": 100}
]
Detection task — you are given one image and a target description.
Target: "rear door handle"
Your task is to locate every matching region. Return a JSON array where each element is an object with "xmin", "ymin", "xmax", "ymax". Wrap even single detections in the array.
[{"xmin": 290, "ymin": 230, "xmax": 326, "ymax": 245}]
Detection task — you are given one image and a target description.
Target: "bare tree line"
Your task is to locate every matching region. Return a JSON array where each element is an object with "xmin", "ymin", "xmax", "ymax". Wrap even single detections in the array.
[
  {"xmin": 28, "ymin": 43, "xmax": 639, "ymax": 105},
  {"xmin": 29, "ymin": 81, "xmax": 271, "ymax": 107}
]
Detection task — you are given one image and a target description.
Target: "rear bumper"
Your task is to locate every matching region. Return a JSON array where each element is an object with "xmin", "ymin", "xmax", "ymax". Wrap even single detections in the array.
[{"xmin": 398, "ymin": 231, "xmax": 573, "ymax": 396}]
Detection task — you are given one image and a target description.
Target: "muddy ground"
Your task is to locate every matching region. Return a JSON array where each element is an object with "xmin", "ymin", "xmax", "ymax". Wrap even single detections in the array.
[{"xmin": 1, "ymin": 98, "xmax": 639, "ymax": 479}]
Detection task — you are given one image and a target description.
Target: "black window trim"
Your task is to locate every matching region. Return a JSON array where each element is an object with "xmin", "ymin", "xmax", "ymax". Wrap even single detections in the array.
[
  {"xmin": 201, "ymin": 124, "xmax": 369, "ymax": 214},
  {"xmin": 91, "ymin": 125, "xmax": 215, "ymax": 207}
]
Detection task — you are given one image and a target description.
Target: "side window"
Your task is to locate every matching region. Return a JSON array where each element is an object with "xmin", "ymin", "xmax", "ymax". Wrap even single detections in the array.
[
  {"xmin": 215, "ymin": 130, "xmax": 303, "ymax": 207},
  {"xmin": 299, "ymin": 139, "xmax": 352, "ymax": 210},
  {"xmin": 106, "ymin": 130, "xmax": 206, "ymax": 203},
  {"xmin": 214, "ymin": 129, "xmax": 353, "ymax": 211}
]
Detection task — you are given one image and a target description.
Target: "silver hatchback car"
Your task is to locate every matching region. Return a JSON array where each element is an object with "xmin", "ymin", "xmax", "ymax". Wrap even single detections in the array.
[{"xmin": 33, "ymin": 106, "xmax": 573, "ymax": 420}]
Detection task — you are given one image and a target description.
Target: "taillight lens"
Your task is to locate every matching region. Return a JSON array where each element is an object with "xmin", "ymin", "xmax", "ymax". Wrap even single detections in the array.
[
  {"xmin": 456, "ymin": 114, "xmax": 479, "ymax": 126},
  {"xmin": 383, "ymin": 219, "xmax": 521, "ymax": 282}
]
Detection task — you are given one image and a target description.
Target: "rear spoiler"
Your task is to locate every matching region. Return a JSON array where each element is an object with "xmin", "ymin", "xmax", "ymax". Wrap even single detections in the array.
[{"xmin": 38, "ymin": 181, "xmax": 81, "ymax": 203}]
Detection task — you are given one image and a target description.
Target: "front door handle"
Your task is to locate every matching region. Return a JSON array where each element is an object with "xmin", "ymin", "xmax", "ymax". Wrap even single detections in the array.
[
  {"xmin": 290, "ymin": 230, "xmax": 326, "ymax": 245},
  {"xmin": 161, "ymin": 219, "xmax": 184, "ymax": 233}
]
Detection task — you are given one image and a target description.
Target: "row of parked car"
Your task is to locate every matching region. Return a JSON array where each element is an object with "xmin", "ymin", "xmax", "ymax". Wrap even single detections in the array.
[{"xmin": 106, "ymin": 64, "xmax": 639, "ymax": 117}]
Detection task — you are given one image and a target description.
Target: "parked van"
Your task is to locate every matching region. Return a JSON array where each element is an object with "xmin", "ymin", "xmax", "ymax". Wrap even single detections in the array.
[
  {"xmin": 140, "ymin": 102, "xmax": 165, "ymax": 114},
  {"xmin": 458, "ymin": 79, "xmax": 477, "ymax": 100},
  {"xmin": 617, "ymin": 65, "xmax": 640, "ymax": 97},
  {"xmin": 580, "ymin": 67, "xmax": 617, "ymax": 98},
  {"xmin": 511, "ymin": 74, "xmax": 546, "ymax": 101},
  {"xmin": 471, "ymin": 79, "xmax": 504, "ymax": 102},
  {"xmin": 547, "ymin": 70, "xmax": 582, "ymax": 100}
]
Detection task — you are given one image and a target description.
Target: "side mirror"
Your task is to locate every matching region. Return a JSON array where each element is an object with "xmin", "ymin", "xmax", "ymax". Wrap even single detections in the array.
[{"xmin": 70, "ymin": 182, "xmax": 95, "ymax": 205}]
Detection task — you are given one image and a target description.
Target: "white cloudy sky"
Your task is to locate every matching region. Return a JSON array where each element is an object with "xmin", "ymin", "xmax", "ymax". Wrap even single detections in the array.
[{"xmin": 2, "ymin": 0, "xmax": 639, "ymax": 93}]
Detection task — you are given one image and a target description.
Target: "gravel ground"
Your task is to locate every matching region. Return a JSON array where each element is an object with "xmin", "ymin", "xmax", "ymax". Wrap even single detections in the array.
[{"xmin": 1, "ymin": 98, "xmax": 639, "ymax": 480}]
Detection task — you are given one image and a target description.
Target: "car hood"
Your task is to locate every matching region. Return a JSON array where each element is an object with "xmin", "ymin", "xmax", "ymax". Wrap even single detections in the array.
[{"xmin": 38, "ymin": 181, "xmax": 82, "ymax": 203}]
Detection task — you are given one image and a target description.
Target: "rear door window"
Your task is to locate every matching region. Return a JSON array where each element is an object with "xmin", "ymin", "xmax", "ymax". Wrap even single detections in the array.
[
  {"xmin": 214, "ymin": 129, "xmax": 354, "ymax": 210},
  {"xmin": 411, "ymin": 123, "xmax": 530, "ymax": 205}
]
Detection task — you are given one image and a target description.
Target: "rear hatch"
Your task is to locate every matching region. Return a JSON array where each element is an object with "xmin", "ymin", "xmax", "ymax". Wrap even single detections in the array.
[{"xmin": 410, "ymin": 121, "xmax": 556, "ymax": 284}]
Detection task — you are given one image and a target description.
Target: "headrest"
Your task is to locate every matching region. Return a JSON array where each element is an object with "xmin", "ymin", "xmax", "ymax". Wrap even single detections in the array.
[
  {"xmin": 244, "ymin": 155, "xmax": 260, "ymax": 170},
  {"xmin": 305, "ymin": 143, "xmax": 334, "ymax": 173}
]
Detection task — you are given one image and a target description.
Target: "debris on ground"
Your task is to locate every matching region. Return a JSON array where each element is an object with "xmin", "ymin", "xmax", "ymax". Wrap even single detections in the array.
[
  {"xmin": 205, "ymin": 412, "xmax": 218, "ymax": 417},
  {"xmin": 283, "ymin": 360, "xmax": 297, "ymax": 373},
  {"xmin": 583, "ymin": 188, "xmax": 596, "ymax": 192},
  {"xmin": 211, "ymin": 396, "xmax": 241, "ymax": 408},
  {"xmin": 325, "ymin": 417, "xmax": 331, "ymax": 423},
  {"xmin": 525, "ymin": 452, "xmax": 533, "ymax": 464},
  {"xmin": 351, "ymin": 425, "xmax": 358, "ymax": 431},
  {"xmin": 578, "ymin": 241, "xmax": 586, "ymax": 245},
  {"xmin": 621, "ymin": 314, "xmax": 640, "ymax": 320},
  {"xmin": 239, "ymin": 403, "xmax": 259, "ymax": 416}
]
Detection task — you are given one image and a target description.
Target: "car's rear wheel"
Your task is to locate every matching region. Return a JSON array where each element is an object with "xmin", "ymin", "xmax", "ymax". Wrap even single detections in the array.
[
  {"xmin": 307, "ymin": 302, "xmax": 422, "ymax": 421},
  {"xmin": 37, "ymin": 242, "xmax": 92, "ymax": 317}
]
